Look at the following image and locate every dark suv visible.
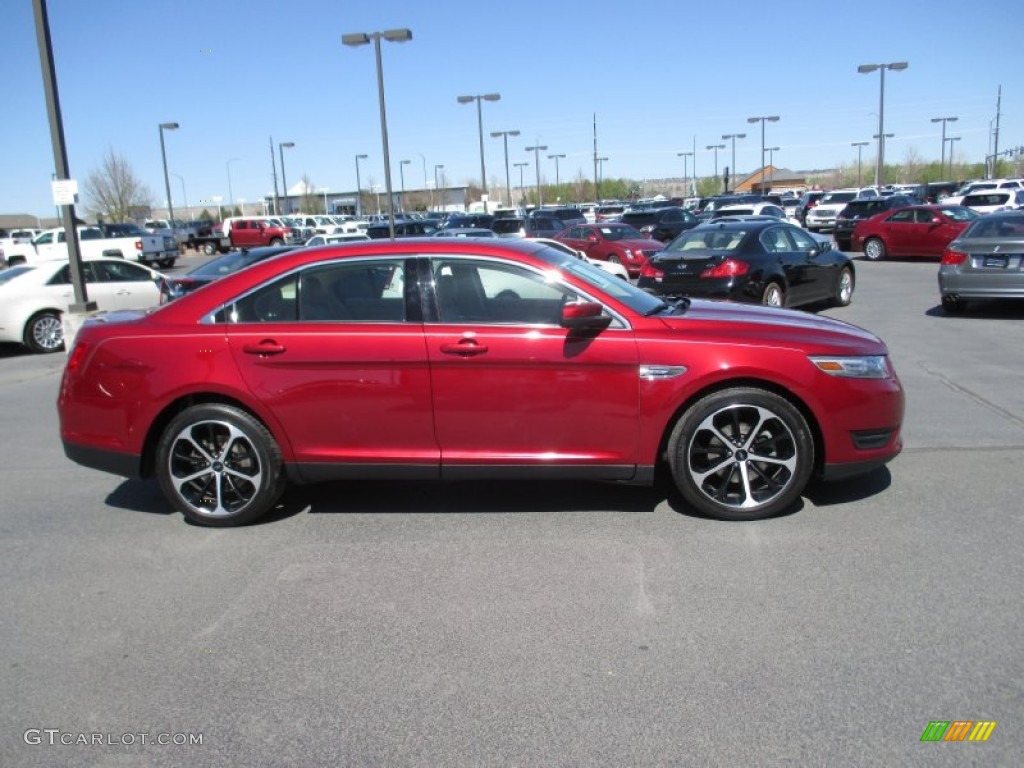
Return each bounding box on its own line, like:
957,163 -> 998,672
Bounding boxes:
834,195 -> 917,250
618,207 -> 700,243
795,191 -> 828,227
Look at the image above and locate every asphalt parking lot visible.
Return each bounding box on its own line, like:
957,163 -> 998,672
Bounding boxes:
1,254 -> 1021,767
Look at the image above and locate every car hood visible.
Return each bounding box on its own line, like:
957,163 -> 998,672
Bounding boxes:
618,238 -> 665,250
657,300 -> 886,355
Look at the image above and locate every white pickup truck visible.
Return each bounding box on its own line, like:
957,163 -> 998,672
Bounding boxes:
4,224 -> 180,268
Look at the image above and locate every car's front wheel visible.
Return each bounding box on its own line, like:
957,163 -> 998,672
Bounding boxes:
203,242 -> 218,256
156,404 -> 286,527
668,388 -> 814,521
833,267 -> 854,306
863,237 -> 887,261
24,310 -> 64,353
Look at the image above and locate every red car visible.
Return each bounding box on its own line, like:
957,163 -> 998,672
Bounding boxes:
555,223 -> 664,277
58,239 -> 904,527
852,205 -> 979,260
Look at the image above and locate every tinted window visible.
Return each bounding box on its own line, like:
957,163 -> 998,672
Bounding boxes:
432,259 -> 578,325
887,210 -> 915,223
94,261 -> 153,282
492,219 -> 526,235
299,261 -> 406,322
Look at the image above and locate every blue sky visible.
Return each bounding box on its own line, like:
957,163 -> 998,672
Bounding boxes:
3,0 -> 1020,218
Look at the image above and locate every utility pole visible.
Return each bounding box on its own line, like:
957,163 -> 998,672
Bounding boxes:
991,85 -> 1002,179
593,113 -> 599,202
269,136 -> 280,215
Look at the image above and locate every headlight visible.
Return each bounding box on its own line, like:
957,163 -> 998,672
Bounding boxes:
809,355 -> 889,379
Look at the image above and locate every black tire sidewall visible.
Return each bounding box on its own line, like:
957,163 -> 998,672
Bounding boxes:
667,388 -> 814,521
762,282 -> 784,307
155,403 -> 285,527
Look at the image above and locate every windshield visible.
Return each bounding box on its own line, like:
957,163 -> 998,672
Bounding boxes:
596,225 -> 644,241
532,243 -> 666,315
661,227 -> 748,254
821,192 -> 857,204
189,250 -> 269,277
0,266 -> 34,285
938,207 -> 979,222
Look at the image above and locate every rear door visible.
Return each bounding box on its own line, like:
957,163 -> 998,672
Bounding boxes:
90,260 -> 162,310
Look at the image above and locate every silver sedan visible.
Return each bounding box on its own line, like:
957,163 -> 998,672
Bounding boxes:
938,211 -> 1024,313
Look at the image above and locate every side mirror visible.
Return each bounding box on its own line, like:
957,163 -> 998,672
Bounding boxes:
560,301 -> 612,331
585,234 -> 599,242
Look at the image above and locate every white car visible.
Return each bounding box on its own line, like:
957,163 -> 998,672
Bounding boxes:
304,233 -> 371,246
531,237 -> 631,280
804,187 -> 880,232
0,257 -> 163,353
711,202 -> 787,219
959,189 -> 1024,214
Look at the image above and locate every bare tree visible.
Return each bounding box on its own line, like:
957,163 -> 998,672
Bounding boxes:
82,148 -> 153,222
902,146 -> 924,184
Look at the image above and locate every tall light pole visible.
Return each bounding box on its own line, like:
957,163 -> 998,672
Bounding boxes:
707,143 -> 725,192
158,122 -> 178,224
457,92 -> 500,212
354,153 -> 368,217
226,157 -> 239,214
342,27 -> 413,240
596,156 -> 608,200
931,116 -> 958,179
946,136 -> 961,180
765,147 -> 779,194
858,61 -> 909,188
851,141 -> 869,186
677,151 -> 693,197
722,133 -> 746,191
269,136 -> 280,215
170,172 -> 189,220
548,153 -> 566,200
434,164 -> 444,212
525,144 -> 548,206
399,159 -> 410,212
747,115 -> 780,194
277,141 -> 294,213
318,187 -> 329,215
491,129 -> 520,208
513,162 -> 528,205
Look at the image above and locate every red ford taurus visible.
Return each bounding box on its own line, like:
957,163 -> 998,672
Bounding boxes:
59,238 -> 903,526
852,205 -> 979,260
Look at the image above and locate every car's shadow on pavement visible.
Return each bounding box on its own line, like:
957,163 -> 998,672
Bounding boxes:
805,466 -> 892,506
925,300 -> 1024,319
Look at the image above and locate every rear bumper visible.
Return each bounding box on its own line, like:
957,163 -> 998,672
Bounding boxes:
63,441 -> 143,479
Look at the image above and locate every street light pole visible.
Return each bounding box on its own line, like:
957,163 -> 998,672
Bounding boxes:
171,172 -> 189,220
457,93 -> 500,212
278,141 -> 294,213
858,61 -> 909,188
851,141 -> 869,186
706,144 -> 725,192
354,153 -> 367,217
721,133 -> 746,191
548,153 -> 566,200
931,116 -> 958,179
226,157 -> 239,214
491,130 -> 520,209
513,162 -> 528,206
342,27 -> 413,240
945,136 -> 961,179
677,151 -> 693,197
747,116 -> 779,194
596,156 -> 608,201
158,122 -> 178,225
525,144 -> 548,206
434,164 -> 444,212
399,159 -> 410,212
765,147 -> 779,193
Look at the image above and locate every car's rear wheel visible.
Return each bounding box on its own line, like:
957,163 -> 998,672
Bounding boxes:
667,388 -> 814,521
156,404 -> 286,527
833,267 -> 854,306
269,238 -> 284,246
24,310 -> 64,354
941,294 -> 967,314
203,242 -> 218,256
863,237 -> 887,261
761,282 -> 785,307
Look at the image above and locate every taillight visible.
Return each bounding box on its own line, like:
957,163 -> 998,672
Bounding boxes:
941,249 -> 968,265
701,258 -> 749,278
135,239 -> 143,251
639,261 -> 664,280
65,340 -> 90,374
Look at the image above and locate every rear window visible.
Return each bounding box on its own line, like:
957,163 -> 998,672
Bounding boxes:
662,228 -> 749,254
962,214 -> 1024,238
963,193 -> 1011,206
492,219 -> 526,235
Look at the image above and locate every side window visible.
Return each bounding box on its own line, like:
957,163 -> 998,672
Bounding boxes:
36,232 -> 54,245
299,261 -> 406,322
788,227 -> 818,251
664,209 -> 681,222
432,259 -> 580,325
888,210 -> 914,223
760,227 -> 791,253
229,274 -> 299,323
94,261 -> 153,282
913,209 -> 934,224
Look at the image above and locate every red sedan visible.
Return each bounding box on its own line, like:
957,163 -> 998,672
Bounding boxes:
852,205 -> 979,260
58,238 -> 903,526
555,223 -> 664,277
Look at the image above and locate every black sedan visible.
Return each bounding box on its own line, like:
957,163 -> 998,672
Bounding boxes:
637,218 -> 854,309
161,245 -> 297,301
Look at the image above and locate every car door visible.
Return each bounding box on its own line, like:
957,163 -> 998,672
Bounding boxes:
776,226 -> 832,305
879,209 -> 917,255
90,260 -> 162,310
423,256 -> 641,476
48,262 -> 124,309
33,231 -> 60,259
224,257 -> 439,474
558,226 -> 588,252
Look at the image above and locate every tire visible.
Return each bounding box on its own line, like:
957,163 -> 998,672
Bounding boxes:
863,237 -> 886,261
761,282 -> 785,307
833,267 -> 854,307
202,242 -> 218,256
24,311 -> 64,354
607,254 -> 621,265
269,238 -> 284,246
155,404 -> 286,527
941,295 -> 967,314
667,388 -> 814,521
160,258 -> 176,270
